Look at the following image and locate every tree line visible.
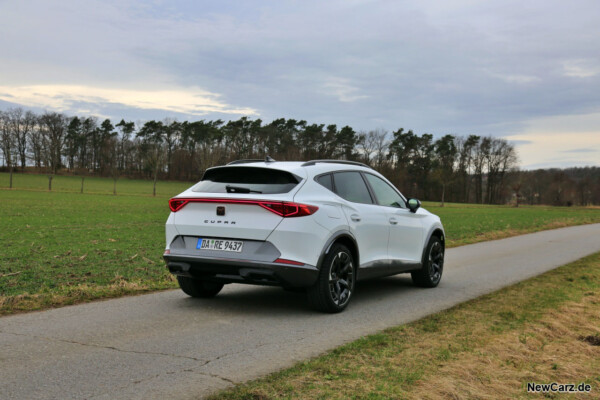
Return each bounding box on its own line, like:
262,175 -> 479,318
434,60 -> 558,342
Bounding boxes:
1,107 -> 598,205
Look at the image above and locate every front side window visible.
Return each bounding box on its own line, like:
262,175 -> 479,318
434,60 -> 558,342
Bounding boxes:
332,172 -> 373,204
363,173 -> 406,208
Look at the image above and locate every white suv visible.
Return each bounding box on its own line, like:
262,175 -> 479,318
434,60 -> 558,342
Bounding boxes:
164,159 -> 445,312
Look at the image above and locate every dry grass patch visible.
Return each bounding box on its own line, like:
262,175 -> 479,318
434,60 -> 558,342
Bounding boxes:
410,295 -> 600,399
209,253 -> 600,400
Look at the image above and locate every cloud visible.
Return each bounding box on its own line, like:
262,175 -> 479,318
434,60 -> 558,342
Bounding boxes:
1,0 -> 600,167
561,148 -> 598,153
509,140 -> 533,145
489,72 -> 541,84
563,59 -> 600,78
0,85 -> 256,117
322,78 -> 369,103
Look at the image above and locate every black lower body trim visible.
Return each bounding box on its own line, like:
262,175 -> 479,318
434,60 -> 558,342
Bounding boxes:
357,259 -> 422,281
164,254 -> 318,288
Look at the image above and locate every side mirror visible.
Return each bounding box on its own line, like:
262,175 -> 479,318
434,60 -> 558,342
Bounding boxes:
407,198 -> 421,213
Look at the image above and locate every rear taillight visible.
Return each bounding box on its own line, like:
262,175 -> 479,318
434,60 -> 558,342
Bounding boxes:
168,198 -> 318,217
258,202 -> 318,217
169,198 -> 189,212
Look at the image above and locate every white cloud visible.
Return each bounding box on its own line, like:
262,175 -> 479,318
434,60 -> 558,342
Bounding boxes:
0,84 -> 256,117
491,73 -> 541,84
322,78 -> 369,103
563,59 -> 600,78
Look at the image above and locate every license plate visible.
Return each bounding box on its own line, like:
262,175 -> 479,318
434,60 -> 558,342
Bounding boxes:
196,238 -> 243,253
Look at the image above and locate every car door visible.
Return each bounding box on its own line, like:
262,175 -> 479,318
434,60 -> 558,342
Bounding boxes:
362,173 -> 424,265
332,171 -> 390,271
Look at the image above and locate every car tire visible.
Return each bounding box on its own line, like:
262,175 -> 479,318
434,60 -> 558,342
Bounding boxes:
177,276 -> 224,298
307,243 -> 355,313
411,236 -> 444,288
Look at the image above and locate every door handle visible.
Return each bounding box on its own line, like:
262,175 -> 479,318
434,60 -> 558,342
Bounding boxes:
350,214 -> 361,222
389,217 -> 398,225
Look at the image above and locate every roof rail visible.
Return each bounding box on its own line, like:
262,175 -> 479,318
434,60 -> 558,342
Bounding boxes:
227,156 -> 276,165
301,159 -> 372,169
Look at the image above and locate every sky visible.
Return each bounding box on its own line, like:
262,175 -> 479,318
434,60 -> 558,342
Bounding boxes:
0,0 -> 599,169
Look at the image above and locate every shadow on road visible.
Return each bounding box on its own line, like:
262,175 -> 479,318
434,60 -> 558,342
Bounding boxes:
172,274 -> 420,316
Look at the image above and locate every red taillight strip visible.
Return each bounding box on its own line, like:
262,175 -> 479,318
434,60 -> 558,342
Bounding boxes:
168,198 -> 318,217
274,258 -> 305,266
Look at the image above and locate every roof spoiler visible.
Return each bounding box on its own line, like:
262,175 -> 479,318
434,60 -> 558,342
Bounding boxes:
301,160 -> 371,169
227,156 -> 276,165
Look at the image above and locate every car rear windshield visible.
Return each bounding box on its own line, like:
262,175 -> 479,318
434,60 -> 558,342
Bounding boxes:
192,166 -> 301,194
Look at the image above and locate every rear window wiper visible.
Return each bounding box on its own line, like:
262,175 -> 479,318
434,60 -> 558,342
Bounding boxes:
226,185 -> 262,194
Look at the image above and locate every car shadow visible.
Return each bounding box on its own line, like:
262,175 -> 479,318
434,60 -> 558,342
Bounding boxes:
174,274 -> 419,316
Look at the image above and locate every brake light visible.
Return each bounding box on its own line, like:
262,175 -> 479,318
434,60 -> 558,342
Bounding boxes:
169,198 -> 189,212
259,202 -> 318,217
168,198 -> 318,217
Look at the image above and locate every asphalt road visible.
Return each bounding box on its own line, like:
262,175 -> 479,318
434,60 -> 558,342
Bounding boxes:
2,223 -> 600,400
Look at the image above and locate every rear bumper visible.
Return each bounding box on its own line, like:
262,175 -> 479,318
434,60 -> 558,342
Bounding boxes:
163,254 -> 318,288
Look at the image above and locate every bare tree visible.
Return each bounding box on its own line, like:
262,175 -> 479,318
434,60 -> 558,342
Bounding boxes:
39,112 -> 67,174
455,135 -> 479,203
372,129 -> 389,169
357,130 -> 377,166
29,117 -> 44,168
6,108 -> 36,171
485,138 -> 518,204
0,111 -> 16,187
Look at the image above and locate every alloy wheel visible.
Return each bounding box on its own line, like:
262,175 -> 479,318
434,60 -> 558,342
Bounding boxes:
328,251 -> 354,307
428,241 -> 444,284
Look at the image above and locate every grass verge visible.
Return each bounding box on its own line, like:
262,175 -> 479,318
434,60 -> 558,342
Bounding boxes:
208,252 -> 600,399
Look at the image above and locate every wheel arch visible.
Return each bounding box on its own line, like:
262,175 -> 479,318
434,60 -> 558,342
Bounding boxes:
421,226 -> 445,264
317,230 -> 360,272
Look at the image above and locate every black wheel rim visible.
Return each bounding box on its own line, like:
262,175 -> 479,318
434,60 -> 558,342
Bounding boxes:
328,251 -> 354,307
428,242 -> 444,284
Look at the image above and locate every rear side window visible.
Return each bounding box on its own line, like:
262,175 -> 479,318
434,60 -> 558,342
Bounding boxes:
192,167 -> 300,194
333,172 -> 373,204
316,174 -> 333,191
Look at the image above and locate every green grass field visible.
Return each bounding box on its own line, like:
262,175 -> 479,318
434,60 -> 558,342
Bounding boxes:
421,201 -> 600,246
1,172 -> 599,315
